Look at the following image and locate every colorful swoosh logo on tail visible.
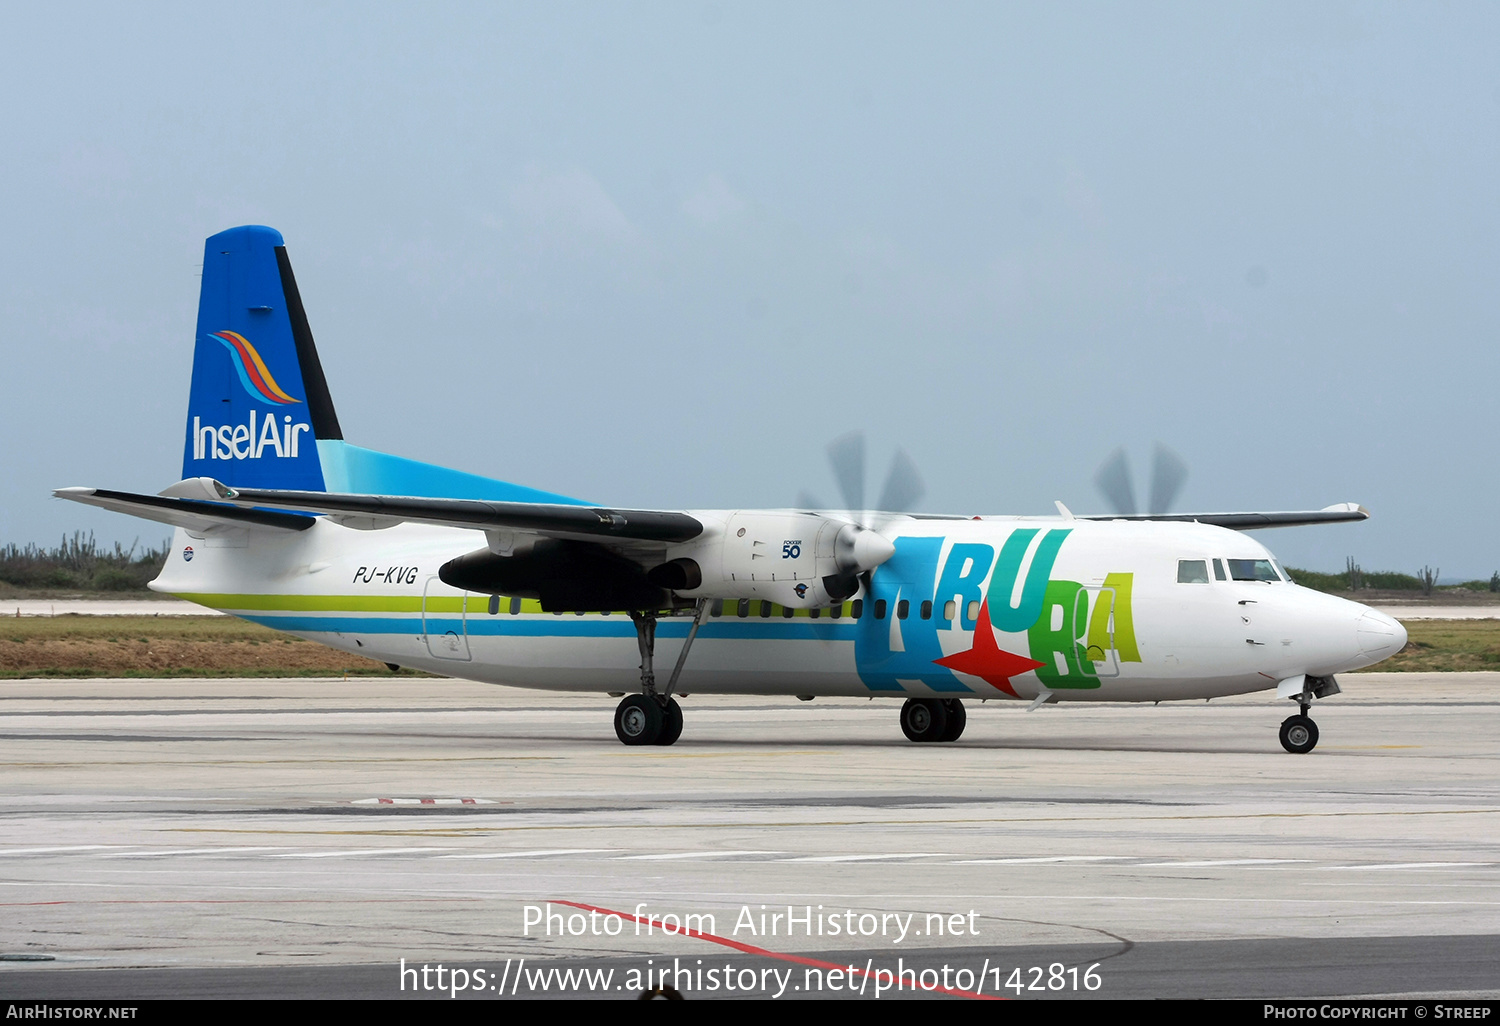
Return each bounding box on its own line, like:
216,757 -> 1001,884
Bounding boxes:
210,330 -> 301,405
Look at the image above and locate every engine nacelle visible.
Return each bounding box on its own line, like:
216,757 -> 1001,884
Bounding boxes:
657,511 -> 890,609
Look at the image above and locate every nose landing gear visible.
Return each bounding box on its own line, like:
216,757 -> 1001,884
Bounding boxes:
1275,674 -> 1338,753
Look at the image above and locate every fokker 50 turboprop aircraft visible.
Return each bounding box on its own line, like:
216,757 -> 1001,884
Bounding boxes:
59,226 -> 1408,753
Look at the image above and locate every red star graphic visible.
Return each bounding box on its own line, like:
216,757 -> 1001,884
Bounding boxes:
933,600 -> 1045,698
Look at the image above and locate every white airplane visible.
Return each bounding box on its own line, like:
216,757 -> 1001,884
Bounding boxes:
58,226 -> 1407,753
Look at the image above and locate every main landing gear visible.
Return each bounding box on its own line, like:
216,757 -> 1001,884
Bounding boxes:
614,603 -> 707,747
899,698 -> 967,743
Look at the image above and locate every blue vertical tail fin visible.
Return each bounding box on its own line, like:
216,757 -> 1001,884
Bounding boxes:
182,225 -> 338,491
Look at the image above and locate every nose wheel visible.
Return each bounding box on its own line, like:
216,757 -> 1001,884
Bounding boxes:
1278,713 -> 1319,754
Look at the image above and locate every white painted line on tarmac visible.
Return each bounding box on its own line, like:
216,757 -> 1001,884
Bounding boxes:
437,849 -> 622,860
96,847 -> 294,858
950,855 -> 1134,865
269,848 -> 453,858
616,851 -> 782,861
781,853 -> 951,862
0,846 -> 129,856
1315,862 -> 1494,871
1133,859 -> 1310,867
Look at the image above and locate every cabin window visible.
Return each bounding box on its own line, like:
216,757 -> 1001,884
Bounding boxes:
920,600 -> 932,620
851,599 -> 864,619
830,604 -> 841,619
944,600 -> 956,621
737,599 -> 750,618
1213,559 -> 1226,581
783,604 -> 794,619
1177,559 -> 1210,584
711,599 -> 724,617
1227,558 -> 1280,583
488,594 -> 500,615
968,600 -> 980,621
809,607 -> 820,619
897,599 -> 910,620
510,596 -> 522,615
759,601 -> 772,618
874,599 -> 888,619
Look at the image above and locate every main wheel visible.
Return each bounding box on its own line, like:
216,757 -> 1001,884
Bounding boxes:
1278,714 -> 1319,754
939,699 -> 967,742
900,698 -> 949,743
655,698 -> 683,746
615,694 -> 663,746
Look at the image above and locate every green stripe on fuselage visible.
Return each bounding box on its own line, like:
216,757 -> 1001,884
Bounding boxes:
174,593 -> 855,619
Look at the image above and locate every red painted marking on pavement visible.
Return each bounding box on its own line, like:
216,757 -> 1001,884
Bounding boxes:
420,798 -> 435,805
378,798 -> 393,804
1,898 -> 477,906
550,899 -> 998,1000
462,798 -> 476,805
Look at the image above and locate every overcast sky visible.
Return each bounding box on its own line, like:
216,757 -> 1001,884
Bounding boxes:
2,3 -> 1496,577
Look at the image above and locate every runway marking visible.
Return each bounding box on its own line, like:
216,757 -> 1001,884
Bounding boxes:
1315,862 -> 1495,871
1132,859 -> 1310,867
353,798 -> 497,806
950,856 -> 1134,865
0,846 -> 127,856
437,849 -> 621,860
781,853 -> 952,862
616,851 -> 783,861
96,847 -> 293,858
268,847 -> 454,858
158,807 -> 1500,837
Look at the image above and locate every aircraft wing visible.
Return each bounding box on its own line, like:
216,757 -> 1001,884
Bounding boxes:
194,480 -> 704,546
54,487 -> 315,534
1077,503 -> 1369,530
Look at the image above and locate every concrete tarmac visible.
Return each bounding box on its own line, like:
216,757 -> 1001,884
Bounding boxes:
0,674 -> 1496,1000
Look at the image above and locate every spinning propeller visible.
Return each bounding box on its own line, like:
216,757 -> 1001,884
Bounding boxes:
799,431 -> 924,600
1094,443 -> 1189,516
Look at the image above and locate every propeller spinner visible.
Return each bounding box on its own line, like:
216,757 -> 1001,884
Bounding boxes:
803,431 -> 923,599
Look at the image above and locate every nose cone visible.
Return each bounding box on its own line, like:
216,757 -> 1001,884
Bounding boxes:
1355,608 -> 1407,661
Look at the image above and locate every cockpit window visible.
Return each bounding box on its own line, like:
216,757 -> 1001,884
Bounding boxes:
1227,558 -> 1280,582
1177,559 -> 1210,583
1212,558 -> 1227,581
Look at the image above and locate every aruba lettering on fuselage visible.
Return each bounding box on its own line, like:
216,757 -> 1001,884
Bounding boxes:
190,330 -> 312,461
854,528 -> 1141,694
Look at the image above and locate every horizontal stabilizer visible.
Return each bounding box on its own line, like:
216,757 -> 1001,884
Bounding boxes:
1079,503 -> 1369,530
54,486 -> 315,534
207,482 -> 704,544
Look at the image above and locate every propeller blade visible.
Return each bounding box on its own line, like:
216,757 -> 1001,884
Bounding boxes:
1094,448 -> 1138,516
1149,444 -> 1188,515
826,431 -> 866,514
876,448 -> 924,515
